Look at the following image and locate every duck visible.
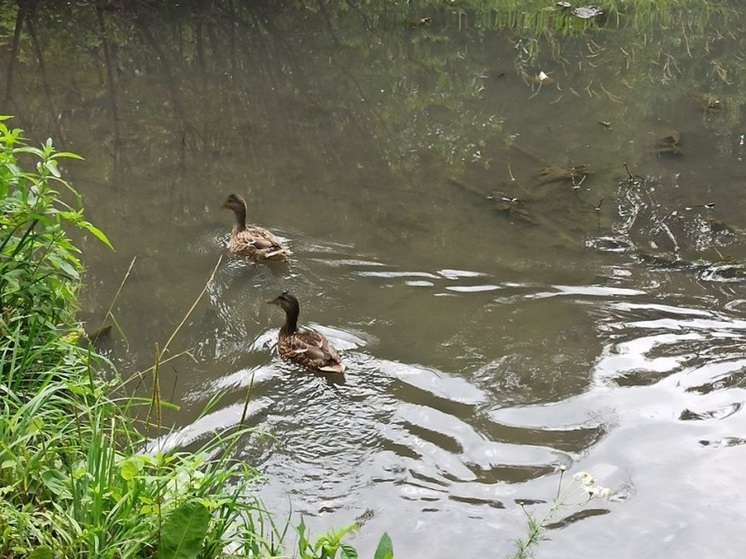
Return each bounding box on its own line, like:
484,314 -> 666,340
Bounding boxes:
267,291 -> 346,374
222,193 -> 290,261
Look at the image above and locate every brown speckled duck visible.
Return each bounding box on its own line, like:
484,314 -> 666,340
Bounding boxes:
222,193 -> 290,261
267,291 -> 346,374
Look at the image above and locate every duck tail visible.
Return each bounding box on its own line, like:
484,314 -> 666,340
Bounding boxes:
319,363 -> 346,374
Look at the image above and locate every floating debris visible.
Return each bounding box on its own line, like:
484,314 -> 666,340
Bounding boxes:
572,5 -> 604,19
689,91 -> 722,110
521,71 -> 556,87
405,16 -> 432,27
650,127 -> 682,156
537,164 -> 592,184
488,190 -> 535,222
684,203 -> 715,211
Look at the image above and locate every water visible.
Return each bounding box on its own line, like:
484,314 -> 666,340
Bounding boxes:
3,3 -> 746,557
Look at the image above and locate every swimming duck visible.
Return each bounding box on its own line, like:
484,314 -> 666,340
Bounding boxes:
267,291 -> 346,374
222,193 -> 290,260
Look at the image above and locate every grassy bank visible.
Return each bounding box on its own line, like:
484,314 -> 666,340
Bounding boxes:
0,118 -> 392,558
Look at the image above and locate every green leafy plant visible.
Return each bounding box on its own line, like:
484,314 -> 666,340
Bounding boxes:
297,518 -> 359,559
296,520 -> 394,559
158,500 -> 212,559
295,517 -> 394,559
0,116 -> 110,361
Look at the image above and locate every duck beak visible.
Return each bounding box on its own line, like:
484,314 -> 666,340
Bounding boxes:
266,298 -> 278,305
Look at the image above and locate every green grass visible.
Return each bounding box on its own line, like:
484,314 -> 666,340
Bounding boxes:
0,116 -> 392,558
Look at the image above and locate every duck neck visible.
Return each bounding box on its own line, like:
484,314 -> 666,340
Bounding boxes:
233,203 -> 247,232
281,303 -> 299,335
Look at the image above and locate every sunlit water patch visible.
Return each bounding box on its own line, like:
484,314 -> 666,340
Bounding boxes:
594,300 -> 746,389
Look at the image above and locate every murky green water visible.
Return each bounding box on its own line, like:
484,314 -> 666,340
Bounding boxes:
3,2 -> 746,557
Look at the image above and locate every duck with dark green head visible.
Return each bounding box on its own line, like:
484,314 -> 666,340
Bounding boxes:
267,291 -> 346,374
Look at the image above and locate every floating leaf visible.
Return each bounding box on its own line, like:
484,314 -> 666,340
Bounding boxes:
572,5 -> 603,19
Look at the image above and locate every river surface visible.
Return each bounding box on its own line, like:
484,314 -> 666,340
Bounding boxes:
2,2 -> 746,557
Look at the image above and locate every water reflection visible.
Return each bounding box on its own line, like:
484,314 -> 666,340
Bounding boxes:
117,217 -> 746,558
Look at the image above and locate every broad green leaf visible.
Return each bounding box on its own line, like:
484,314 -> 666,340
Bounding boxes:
49,255 -> 81,280
158,500 -> 210,559
41,469 -> 70,498
340,543 -> 359,559
27,416 -> 44,435
82,220 -> 114,250
13,146 -> 44,158
45,160 -> 61,178
59,209 -> 84,221
373,533 -> 394,559
335,524 -> 358,539
314,536 -> 330,553
71,461 -> 87,479
28,546 -> 54,559
120,456 -> 144,481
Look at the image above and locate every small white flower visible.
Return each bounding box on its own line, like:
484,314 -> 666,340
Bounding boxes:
573,471 -> 595,486
586,484 -> 613,500
596,486 -> 613,500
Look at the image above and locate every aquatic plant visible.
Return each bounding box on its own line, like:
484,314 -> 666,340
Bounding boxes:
296,519 -> 394,559
509,467 -> 614,559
